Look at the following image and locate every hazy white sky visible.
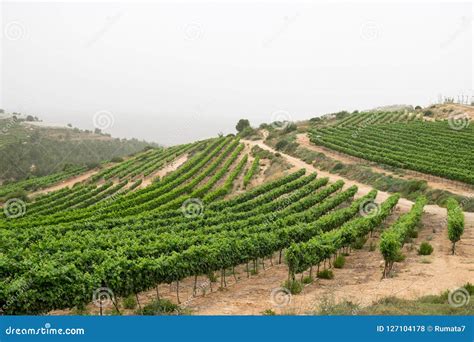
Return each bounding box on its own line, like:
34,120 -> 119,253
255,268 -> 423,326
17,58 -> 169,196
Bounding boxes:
1,1 -> 472,145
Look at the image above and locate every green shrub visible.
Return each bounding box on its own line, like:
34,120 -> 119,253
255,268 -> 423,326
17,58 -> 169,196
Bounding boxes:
317,269 -> 334,279
110,156 -> 124,163
394,252 -> 406,262
283,280 -> 303,294
351,236 -> 367,249
275,139 -> 289,151
302,276 -> 313,284
333,255 -> 346,268
464,282 -> 474,295
262,309 -> 276,315
207,271 -> 218,282
138,299 -> 178,315
418,242 -> 433,255
122,295 -> 137,309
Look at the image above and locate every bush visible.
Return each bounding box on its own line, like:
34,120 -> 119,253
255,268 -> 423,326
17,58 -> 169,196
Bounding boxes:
351,236 -> 367,249
122,295 -> 137,309
302,276 -> 313,284
331,163 -> 344,172
110,156 -> 124,163
138,299 -> 179,315
86,162 -> 100,169
317,269 -> 334,279
275,139 -> 289,151
464,282 -> 474,295
394,252 -> 406,262
283,280 -> 303,294
262,309 -> 276,315
333,255 -> 346,268
418,242 -> 433,255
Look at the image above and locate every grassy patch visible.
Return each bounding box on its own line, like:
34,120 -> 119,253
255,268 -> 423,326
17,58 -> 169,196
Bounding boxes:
317,269 -> 334,279
314,284 -> 474,315
333,255 -> 346,269
283,280 -> 303,294
418,242 -> 434,255
136,299 -> 180,315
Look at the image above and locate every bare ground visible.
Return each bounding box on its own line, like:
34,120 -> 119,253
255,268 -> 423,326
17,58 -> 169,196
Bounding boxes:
139,154 -> 189,189
29,169 -> 100,198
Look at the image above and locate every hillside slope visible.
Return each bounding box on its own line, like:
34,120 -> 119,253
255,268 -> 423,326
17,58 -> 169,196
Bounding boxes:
0,114 -> 157,183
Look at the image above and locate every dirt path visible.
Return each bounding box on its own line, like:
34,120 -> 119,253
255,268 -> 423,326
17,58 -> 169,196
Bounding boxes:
29,169 -> 100,197
296,133 -> 474,197
139,154 -> 189,188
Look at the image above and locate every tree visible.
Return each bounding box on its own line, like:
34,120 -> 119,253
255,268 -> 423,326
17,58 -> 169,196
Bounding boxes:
26,115 -> 35,122
235,119 -> 250,133
447,198 -> 464,254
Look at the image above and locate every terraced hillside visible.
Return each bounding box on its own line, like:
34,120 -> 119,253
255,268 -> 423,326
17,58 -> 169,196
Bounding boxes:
310,120 -> 474,184
0,133 -> 406,315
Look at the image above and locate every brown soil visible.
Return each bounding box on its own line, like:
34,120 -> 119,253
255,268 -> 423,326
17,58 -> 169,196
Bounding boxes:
139,154 -> 189,189
296,133 -> 474,197
29,169 -> 100,197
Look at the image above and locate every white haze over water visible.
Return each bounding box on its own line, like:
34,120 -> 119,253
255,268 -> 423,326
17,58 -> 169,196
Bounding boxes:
1,1 -> 472,145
